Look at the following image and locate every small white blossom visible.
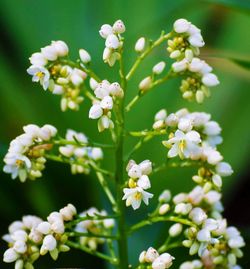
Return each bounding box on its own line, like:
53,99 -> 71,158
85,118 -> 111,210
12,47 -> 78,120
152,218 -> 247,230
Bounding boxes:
79,49 -> 91,64
27,66 -> 50,90
153,61 -> 166,75
135,37 -> 146,52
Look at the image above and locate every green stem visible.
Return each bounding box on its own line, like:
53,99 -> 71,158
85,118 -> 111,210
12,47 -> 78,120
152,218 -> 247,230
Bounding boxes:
128,216 -> 196,234
125,70 -> 175,112
126,32 -> 173,81
95,171 -> 117,210
67,231 -> 118,239
54,138 -> 114,149
114,51 -> 129,269
60,59 -> 101,82
129,129 -> 167,137
158,241 -> 182,253
66,240 -> 118,265
67,214 -> 118,227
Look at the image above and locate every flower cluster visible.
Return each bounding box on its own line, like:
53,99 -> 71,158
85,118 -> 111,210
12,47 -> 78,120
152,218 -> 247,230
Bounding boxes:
139,247 -> 174,269
27,40 -> 87,111
169,19 -> 219,102
3,124 -> 57,182
3,204 -> 76,269
99,20 -> 125,66
75,207 -> 115,250
59,129 -> 103,174
89,79 -> 124,132
152,108 -> 232,189
155,186 -> 245,268
123,160 -> 153,210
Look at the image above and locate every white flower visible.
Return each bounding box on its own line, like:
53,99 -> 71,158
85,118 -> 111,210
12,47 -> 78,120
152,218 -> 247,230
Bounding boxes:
40,234 -> 57,254
197,228 -> 211,242
122,187 -> 153,210
202,73 -> 219,87
202,145 -> 223,165
139,160 -> 152,175
145,247 -> 159,263
203,121 -> 221,136
174,203 -> 192,215
100,96 -> 113,110
98,115 -> 114,132
99,24 -> 113,38
51,40 -> 69,57
70,68 -> 87,86
173,19 -> 191,33
152,253 -> 174,269
79,49 -> 91,64
165,130 -> 201,159
188,33 -> 204,47
36,221 -> 51,234
137,175 -> 151,189
135,37 -> 146,52
27,66 -> 50,90
155,109 -> 167,121
105,34 -> 120,49
178,118 -> 193,132
13,240 -> 27,254
172,59 -> 188,72
3,248 -> 19,263
113,20 -> 126,34
216,162 -> 233,177
189,207 -> 207,225
128,164 -> 142,178
89,104 -> 103,119
153,61 -> 166,75
59,203 -> 76,221
29,52 -> 47,66
41,45 -> 58,61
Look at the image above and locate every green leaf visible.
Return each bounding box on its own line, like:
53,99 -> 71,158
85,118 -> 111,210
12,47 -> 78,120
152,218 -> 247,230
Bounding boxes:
230,58 -> 250,70
204,0 -> 250,12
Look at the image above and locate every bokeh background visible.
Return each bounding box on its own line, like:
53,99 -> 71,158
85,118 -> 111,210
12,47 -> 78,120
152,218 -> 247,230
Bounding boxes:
0,0 -> 250,268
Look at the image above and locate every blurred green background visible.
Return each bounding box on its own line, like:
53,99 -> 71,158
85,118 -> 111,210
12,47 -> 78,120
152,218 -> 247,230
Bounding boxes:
0,0 -> 250,268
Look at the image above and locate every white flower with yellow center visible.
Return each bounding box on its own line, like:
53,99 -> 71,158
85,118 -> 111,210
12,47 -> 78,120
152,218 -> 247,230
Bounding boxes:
27,66 -> 50,90
164,130 -> 201,159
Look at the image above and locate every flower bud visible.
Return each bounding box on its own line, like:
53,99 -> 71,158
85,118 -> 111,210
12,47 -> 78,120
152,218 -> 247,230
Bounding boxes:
52,40 -> 69,57
139,250 -> 147,263
173,18 -> 191,33
202,73 -> 219,87
79,49 -> 91,64
3,248 -> 19,263
153,61 -> 166,75
159,204 -> 170,215
113,20 -> 126,34
139,76 -> 152,91
41,235 -> 57,254
13,240 -> 27,254
41,45 -> 58,61
216,162 -> 233,177
196,90 -> 204,103
145,247 -> 159,263
139,160 -> 152,175
137,175 -> 151,190
99,24 -> 113,38
158,190 -> 171,203
36,221 -> 51,234
135,37 -> 146,52
29,52 -> 47,66
100,96 -> 113,110
105,34 -> 120,49
89,104 -> 103,119
169,223 -> 183,237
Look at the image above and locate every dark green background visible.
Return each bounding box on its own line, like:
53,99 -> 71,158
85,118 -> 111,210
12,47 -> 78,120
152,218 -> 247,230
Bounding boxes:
0,0 -> 249,268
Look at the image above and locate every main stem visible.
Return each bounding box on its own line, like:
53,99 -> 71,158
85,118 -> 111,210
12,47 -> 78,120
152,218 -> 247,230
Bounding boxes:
115,55 -> 129,269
